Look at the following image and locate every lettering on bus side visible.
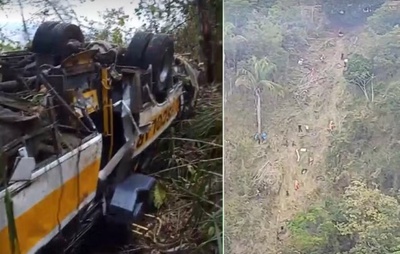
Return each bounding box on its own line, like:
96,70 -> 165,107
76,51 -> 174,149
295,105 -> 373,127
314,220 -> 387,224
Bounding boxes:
135,99 -> 180,149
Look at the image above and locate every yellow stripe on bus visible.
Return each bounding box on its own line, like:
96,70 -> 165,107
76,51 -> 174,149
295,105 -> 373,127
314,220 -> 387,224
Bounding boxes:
136,98 -> 180,149
0,159 -> 100,254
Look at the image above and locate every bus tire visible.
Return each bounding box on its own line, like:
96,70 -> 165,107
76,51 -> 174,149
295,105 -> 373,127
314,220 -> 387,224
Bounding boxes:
144,34 -> 174,98
124,31 -> 154,68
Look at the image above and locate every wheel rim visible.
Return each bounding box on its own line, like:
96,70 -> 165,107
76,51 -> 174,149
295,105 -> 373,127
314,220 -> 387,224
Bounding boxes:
159,51 -> 173,83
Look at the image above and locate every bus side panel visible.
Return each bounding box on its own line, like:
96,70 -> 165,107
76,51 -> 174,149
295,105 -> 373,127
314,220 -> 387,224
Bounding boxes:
0,135 -> 102,254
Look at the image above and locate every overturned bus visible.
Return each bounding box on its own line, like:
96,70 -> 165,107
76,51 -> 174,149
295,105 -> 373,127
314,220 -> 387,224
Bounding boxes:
0,21 -> 199,254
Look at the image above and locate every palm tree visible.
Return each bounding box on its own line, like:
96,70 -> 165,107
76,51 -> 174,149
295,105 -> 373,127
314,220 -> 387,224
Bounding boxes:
234,56 -> 284,95
234,56 -> 285,142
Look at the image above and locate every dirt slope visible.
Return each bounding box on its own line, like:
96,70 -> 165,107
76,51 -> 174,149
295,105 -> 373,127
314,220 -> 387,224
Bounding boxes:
225,31 -> 358,253
267,33 -> 353,246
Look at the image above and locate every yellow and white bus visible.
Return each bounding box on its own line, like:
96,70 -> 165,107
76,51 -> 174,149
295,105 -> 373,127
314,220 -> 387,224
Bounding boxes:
0,21 -> 198,254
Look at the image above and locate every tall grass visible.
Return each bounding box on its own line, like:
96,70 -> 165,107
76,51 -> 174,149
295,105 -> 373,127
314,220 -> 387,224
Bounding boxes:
126,83 -> 222,253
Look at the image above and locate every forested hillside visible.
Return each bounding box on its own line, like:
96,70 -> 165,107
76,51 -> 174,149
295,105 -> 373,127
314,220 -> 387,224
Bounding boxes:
224,0 -> 400,253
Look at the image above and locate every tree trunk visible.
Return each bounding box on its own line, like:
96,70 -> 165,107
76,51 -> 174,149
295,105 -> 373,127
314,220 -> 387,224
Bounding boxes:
255,88 -> 262,134
196,0 -> 222,88
196,0 -> 213,84
371,80 -> 374,102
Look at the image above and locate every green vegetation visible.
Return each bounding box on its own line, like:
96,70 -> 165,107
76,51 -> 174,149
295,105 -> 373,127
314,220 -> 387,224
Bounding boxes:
136,2 -> 223,251
288,206 -> 338,253
225,0 -> 400,253
368,3 -> 400,35
146,85 -> 222,253
235,56 -> 284,96
289,182 -> 400,253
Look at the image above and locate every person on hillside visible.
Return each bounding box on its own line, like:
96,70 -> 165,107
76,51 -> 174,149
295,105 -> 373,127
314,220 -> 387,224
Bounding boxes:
328,120 -> 335,132
294,180 -> 300,191
341,53 -> 344,60
343,58 -> 348,68
260,132 -> 267,143
253,132 -> 267,144
320,54 -> 326,63
254,133 -> 260,143
298,58 -> 304,66
363,7 -> 371,13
